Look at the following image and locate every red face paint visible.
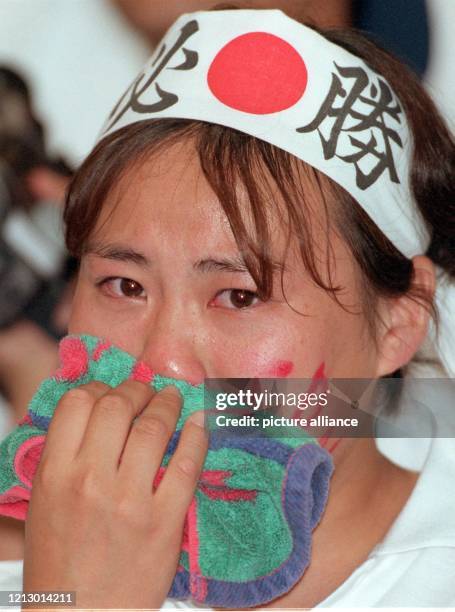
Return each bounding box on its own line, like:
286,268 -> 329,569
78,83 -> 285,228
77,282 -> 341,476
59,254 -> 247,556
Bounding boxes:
267,360 -> 294,377
307,363 -> 342,453
287,362 -> 342,454
285,360 -> 327,418
308,362 -> 327,392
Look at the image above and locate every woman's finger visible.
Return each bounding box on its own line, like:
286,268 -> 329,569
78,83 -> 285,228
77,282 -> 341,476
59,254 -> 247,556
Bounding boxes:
39,381 -> 110,464
76,380 -> 155,473
117,385 -> 183,494
154,410 -> 208,530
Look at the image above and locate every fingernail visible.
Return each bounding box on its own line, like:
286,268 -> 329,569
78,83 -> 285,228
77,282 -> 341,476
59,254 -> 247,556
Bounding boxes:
188,410 -> 206,428
160,385 -> 182,399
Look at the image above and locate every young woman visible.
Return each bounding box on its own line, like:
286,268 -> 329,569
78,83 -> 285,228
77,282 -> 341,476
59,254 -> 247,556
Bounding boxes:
0,7 -> 454,610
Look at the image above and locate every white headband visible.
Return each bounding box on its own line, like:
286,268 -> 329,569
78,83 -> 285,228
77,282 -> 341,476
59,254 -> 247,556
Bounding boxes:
100,9 -> 454,378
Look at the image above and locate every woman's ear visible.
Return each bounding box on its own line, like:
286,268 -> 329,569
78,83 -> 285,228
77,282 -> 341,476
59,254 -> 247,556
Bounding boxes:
375,255 -> 436,377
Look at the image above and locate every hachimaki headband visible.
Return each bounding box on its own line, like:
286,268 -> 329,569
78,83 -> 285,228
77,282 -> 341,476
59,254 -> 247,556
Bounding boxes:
100,9 -> 454,377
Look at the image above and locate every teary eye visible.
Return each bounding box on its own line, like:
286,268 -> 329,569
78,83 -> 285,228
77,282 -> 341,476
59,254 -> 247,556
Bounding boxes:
98,277 -> 146,299
212,289 -> 260,309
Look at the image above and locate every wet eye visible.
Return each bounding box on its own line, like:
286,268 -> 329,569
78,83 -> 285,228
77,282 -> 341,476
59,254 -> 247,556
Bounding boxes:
214,289 -> 260,309
100,277 -> 146,299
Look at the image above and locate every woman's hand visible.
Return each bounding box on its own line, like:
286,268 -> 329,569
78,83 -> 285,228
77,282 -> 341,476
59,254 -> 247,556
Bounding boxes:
22,380 -> 208,610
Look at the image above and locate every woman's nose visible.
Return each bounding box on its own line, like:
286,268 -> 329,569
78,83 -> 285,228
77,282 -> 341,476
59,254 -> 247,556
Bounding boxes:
138,313 -> 206,386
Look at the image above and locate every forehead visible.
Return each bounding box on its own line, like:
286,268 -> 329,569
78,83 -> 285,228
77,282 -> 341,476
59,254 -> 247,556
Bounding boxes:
90,139 -> 294,260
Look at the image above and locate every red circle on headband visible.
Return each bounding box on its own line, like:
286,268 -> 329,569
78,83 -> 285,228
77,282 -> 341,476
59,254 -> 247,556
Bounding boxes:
207,32 -> 308,114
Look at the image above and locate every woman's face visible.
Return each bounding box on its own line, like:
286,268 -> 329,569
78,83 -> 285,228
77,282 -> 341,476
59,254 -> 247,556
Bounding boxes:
69,141 -> 381,385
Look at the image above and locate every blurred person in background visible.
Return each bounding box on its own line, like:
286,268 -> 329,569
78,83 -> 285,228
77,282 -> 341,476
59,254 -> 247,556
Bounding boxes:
112,0 -> 430,76
113,0 -> 351,43
0,65 -> 76,563
0,67 -> 74,421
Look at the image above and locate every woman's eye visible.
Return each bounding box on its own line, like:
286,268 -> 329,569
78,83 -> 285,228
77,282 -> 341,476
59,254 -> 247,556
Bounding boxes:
213,289 -> 261,309
99,277 -> 146,299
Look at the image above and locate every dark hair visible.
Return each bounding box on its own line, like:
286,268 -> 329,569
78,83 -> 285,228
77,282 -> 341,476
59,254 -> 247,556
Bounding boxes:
64,25 -> 455,378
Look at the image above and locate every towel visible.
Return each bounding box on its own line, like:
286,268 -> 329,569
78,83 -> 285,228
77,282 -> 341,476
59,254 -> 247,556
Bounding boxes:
0,334 -> 333,608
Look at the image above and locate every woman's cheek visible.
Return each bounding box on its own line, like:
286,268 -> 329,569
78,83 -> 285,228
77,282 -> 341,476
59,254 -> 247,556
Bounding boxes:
71,316 -> 146,358
68,289 -> 142,355
208,327 -> 324,379
68,292 -> 95,336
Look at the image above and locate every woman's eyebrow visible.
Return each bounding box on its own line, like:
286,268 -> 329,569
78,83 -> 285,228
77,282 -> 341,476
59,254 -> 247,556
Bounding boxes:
194,256 -> 250,274
194,256 -> 285,275
85,242 -> 284,274
84,241 -> 150,266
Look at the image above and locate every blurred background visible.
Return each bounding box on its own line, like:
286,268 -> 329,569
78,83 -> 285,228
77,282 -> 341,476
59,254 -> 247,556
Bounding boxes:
0,0 -> 454,437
